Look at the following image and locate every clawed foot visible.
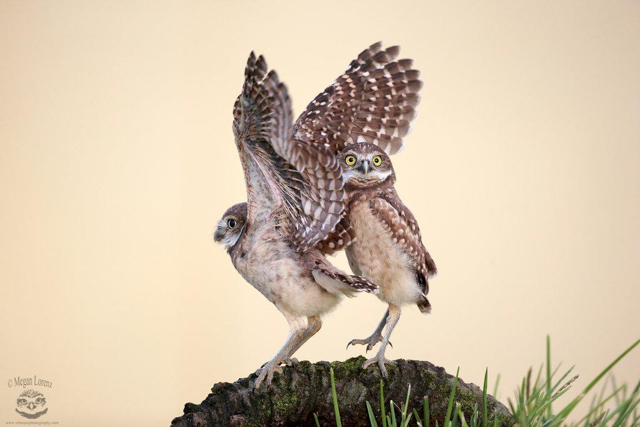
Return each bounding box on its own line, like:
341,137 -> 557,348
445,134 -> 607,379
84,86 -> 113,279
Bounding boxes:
282,357 -> 298,367
346,334 -> 391,352
254,362 -> 284,389
362,354 -> 396,379
254,358 -> 298,389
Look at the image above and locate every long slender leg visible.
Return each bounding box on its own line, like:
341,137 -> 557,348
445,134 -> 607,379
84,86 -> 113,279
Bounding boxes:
254,316 -> 307,389
282,316 -> 322,365
362,304 -> 401,378
346,309 -> 389,351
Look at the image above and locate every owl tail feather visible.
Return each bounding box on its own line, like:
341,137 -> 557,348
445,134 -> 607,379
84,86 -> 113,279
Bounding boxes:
417,293 -> 432,314
311,261 -> 378,297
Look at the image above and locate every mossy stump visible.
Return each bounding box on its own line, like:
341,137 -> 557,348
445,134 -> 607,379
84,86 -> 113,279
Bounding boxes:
171,357 -> 514,427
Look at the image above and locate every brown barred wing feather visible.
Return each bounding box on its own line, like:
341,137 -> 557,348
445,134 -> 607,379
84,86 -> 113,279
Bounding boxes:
311,256 -> 378,296
279,140 -> 346,251
315,215 -> 356,255
233,52 -> 346,252
293,42 -> 423,156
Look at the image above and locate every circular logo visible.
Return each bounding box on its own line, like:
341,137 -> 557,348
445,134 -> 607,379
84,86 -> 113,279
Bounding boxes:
15,389 -> 48,419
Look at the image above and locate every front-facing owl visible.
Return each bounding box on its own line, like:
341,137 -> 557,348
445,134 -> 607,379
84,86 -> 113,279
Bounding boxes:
341,142 -> 437,377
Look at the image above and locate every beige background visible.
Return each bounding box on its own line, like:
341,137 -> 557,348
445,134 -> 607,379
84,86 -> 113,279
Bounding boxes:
1,1 -> 639,425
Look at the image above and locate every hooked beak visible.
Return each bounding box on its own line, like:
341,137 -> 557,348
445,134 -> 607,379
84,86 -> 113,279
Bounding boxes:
213,228 -> 224,242
358,160 -> 370,175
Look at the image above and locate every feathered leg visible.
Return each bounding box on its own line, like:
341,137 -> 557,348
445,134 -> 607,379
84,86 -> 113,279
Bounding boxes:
346,308 -> 390,351
362,304 -> 400,379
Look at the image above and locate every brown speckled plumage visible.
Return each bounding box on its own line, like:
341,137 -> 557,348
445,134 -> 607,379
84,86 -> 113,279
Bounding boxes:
233,53 -> 346,253
215,49 -> 391,388
294,42 -> 422,156
339,144 -> 436,312
339,141 -> 436,377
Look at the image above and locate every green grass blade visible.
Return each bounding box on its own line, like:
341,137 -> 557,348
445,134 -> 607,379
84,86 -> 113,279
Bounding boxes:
451,402 -> 460,427
367,401 -> 379,427
582,339 -> 639,397
554,338 -> 640,422
546,335 -> 552,419
599,394 -> 639,427
413,408 -> 423,427
403,384 -> 412,420
576,384 -> 627,426
381,380 -> 388,427
529,374 -> 579,423
507,398 -> 517,420
391,400 -> 398,427
483,368 -> 489,427
424,396 -> 430,427
402,412 -> 413,427
492,412 -> 499,427
611,381 -> 640,427
611,375 -> 622,407
458,404 -> 469,427
589,374 -> 611,417
549,365 -> 575,395
313,413 -> 321,427
330,367 -> 342,427
471,402 -> 479,427
445,368 -> 460,427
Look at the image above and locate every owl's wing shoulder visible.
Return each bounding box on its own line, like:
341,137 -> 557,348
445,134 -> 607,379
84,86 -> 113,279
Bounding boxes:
234,53 -> 345,252
368,190 -> 437,292
293,42 -> 422,156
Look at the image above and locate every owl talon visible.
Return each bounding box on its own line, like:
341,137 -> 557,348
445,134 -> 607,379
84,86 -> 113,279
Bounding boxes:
362,354 -> 396,379
347,338 -> 369,349
347,333 -> 384,351
254,362 -> 284,389
283,357 -> 299,367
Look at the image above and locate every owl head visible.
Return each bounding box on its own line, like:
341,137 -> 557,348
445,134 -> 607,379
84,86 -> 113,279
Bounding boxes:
15,389 -> 48,419
339,143 -> 396,190
214,202 -> 247,251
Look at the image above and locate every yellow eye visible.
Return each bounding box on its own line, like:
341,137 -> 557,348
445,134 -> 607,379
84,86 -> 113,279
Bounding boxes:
227,218 -> 237,228
345,155 -> 357,166
372,155 -> 382,166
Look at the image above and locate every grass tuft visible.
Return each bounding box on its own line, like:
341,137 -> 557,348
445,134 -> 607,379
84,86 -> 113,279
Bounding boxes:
316,337 -> 639,426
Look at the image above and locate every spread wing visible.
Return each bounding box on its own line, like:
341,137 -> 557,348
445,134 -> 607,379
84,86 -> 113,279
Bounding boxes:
369,189 -> 437,299
293,42 -> 423,156
233,53 -> 345,252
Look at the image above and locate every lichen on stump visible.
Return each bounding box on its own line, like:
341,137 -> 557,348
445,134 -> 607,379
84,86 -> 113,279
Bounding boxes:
171,357 -> 514,427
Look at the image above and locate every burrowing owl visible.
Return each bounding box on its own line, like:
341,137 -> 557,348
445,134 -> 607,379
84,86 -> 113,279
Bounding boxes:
213,52 -> 377,388
341,143 -> 436,377
292,42 -> 436,377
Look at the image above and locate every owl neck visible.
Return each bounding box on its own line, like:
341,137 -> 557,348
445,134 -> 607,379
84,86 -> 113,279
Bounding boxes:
228,226 -> 246,259
345,172 -> 396,192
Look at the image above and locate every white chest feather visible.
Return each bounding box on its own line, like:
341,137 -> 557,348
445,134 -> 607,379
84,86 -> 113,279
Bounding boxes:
346,202 -> 421,305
